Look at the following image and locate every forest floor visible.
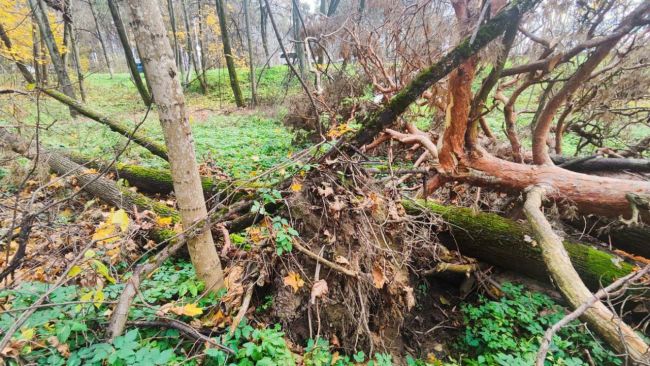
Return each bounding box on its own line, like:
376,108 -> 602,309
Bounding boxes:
0,68 -> 629,365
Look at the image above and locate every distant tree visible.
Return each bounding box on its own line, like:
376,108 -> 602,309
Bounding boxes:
215,0 -> 244,107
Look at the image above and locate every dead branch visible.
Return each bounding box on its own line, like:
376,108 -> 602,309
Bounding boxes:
523,185 -> 649,362
129,319 -> 234,354
536,265 -> 650,366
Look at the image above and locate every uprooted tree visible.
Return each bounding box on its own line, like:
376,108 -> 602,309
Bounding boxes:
1,0 -> 650,363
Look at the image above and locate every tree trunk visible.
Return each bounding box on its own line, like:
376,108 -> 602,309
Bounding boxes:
28,0 -> 77,115
197,0 -> 209,86
88,0 -> 114,78
523,186 -> 649,363
292,0 -> 306,79
214,0 -> 245,107
258,0 -> 269,59
65,2 -> 87,101
39,88 -> 168,160
167,0 -> 182,79
243,0 -> 257,106
460,154 -> 650,220
125,0 -> 224,293
181,0 -> 208,94
107,0 -> 151,106
402,200 -> 636,290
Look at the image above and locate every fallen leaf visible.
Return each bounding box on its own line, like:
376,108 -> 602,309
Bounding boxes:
317,185 -> 334,198
171,303 -> 203,317
334,256 -> 349,265
283,272 -> 305,293
156,216 -> 173,227
290,181 -> 303,192
372,264 -> 386,289
310,279 -> 328,304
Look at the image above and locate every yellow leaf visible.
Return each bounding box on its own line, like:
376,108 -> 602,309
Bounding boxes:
156,216 -> 173,227
84,249 -> 96,259
83,168 -> 98,174
93,288 -> 105,308
21,328 -> 35,340
68,265 -> 82,278
283,272 -> 304,293
290,181 -> 302,192
80,291 -> 93,302
25,83 -> 35,91
171,303 -> 203,317
110,209 -> 129,232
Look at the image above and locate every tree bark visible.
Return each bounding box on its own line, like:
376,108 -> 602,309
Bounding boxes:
523,186 -> 649,363
243,0 -> 257,106
28,0 -> 77,115
215,0 -> 245,107
125,0 -> 224,292
88,0 -> 114,78
107,0 -> 152,106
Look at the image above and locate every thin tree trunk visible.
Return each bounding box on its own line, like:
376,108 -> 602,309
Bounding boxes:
182,0 -> 207,94
167,0 -> 183,81
65,1 -> 86,101
107,0 -> 151,106
31,22 -> 41,84
292,0 -> 306,79
28,0 -> 77,115
125,0 -> 224,294
258,0 -> 269,59
197,0 -> 209,84
215,0 -> 245,107
88,0 -> 114,78
243,0 -> 257,106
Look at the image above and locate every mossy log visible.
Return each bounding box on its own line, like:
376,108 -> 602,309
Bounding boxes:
403,200 -> 635,290
40,88 -> 168,161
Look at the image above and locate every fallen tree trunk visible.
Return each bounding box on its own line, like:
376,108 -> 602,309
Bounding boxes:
65,153 -> 231,196
568,217 -> 650,260
0,127 -> 177,241
402,199 -> 636,290
523,185 -> 648,363
552,156 -> 650,173
39,88 -> 169,161
462,154 -> 650,220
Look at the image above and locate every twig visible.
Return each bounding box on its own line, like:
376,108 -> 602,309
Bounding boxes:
128,319 -> 234,354
293,240 -> 357,277
229,284 -> 254,336
535,264 -> 650,365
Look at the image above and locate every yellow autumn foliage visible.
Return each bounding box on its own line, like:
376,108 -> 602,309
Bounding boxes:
0,0 -> 66,64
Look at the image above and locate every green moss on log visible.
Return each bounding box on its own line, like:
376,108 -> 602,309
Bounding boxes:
403,200 -> 634,289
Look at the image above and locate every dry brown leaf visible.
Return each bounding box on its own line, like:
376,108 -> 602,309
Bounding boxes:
334,256 -> 350,265
283,272 -> 305,293
372,264 -> 386,289
310,279 -> 329,303
404,286 -> 416,310
317,185 -> 334,198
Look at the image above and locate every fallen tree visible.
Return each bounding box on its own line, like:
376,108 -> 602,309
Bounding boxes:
402,199 -> 636,290
40,88 -> 169,161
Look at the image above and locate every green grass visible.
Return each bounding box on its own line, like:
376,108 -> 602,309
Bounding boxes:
1,66 -> 302,181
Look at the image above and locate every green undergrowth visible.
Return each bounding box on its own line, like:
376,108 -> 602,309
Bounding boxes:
0,256 -> 623,366
453,283 -> 620,366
